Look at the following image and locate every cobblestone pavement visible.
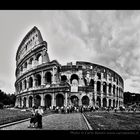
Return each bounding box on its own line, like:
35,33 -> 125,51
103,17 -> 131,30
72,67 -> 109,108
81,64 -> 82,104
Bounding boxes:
0,113 -> 88,130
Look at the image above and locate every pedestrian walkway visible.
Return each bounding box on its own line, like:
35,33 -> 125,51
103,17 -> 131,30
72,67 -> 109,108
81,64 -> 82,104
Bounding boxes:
0,113 -> 89,130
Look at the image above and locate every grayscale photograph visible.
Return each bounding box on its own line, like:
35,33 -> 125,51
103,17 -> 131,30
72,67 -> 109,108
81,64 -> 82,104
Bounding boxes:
0,10 -> 140,135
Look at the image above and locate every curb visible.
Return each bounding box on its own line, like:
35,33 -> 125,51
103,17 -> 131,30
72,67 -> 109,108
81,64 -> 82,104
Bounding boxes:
0,113 -> 51,129
0,118 -> 31,129
82,113 -> 93,130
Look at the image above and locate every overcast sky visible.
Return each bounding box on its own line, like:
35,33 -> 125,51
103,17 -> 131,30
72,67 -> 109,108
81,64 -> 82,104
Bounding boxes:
0,10 -> 140,94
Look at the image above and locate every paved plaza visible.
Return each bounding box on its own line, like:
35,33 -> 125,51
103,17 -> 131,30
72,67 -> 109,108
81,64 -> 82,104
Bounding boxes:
0,113 -> 89,130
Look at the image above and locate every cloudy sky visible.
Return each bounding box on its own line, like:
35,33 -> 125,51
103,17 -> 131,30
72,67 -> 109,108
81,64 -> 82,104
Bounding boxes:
0,10 -> 140,94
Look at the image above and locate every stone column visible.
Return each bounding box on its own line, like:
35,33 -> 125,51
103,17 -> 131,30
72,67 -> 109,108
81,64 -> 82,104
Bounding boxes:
101,94 -> 103,107
52,93 -> 55,107
106,98 -> 109,107
26,96 -> 29,108
111,84 -> 113,96
52,67 -> 57,84
40,94 -> 44,106
41,71 -> 45,85
111,99 -> 113,107
33,75 -> 36,88
65,92 -> 68,107
27,78 -> 29,89
89,92 -> 93,106
94,81 -> 97,94
32,96 -> 35,107
32,56 -> 36,67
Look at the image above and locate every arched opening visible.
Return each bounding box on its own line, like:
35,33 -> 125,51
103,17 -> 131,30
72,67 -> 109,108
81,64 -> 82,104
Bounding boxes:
113,85 -> 115,96
24,62 -> 27,70
116,87 -> 118,97
29,77 -> 33,88
36,74 -> 41,87
70,74 -> 79,84
23,97 -> 26,108
61,75 -> 67,82
103,82 -> 107,95
45,72 -> 52,84
113,99 -> 115,108
97,72 -> 101,80
116,100 -> 118,107
56,94 -> 64,107
29,96 -> 33,108
103,98 -> 107,107
109,83 -> 112,94
96,96 -> 101,107
45,94 -> 52,108
70,95 -> 79,107
89,79 -> 94,88
29,57 -> 33,68
35,95 -> 41,108
82,96 -> 89,106
97,81 -> 101,94
109,99 -> 112,107
21,65 -> 23,72
20,82 -> 22,91
36,53 -> 42,65
24,79 -> 26,90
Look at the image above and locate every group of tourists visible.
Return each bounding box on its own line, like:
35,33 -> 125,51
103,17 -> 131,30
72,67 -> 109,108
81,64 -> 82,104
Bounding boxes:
28,106 -> 44,128
49,105 -> 97,114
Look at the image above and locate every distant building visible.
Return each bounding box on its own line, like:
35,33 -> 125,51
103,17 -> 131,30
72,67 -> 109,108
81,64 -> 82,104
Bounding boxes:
15,26 -> 124,108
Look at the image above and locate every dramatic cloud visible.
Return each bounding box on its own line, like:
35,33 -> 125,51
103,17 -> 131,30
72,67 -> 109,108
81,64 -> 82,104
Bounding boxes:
41,10 -> 140,93
0,10 -> 140,93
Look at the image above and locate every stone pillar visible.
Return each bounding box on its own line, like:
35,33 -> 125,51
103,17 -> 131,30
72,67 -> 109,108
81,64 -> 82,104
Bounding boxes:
27,78 -> 29,89
65,92 -> 68,107
106,98 -> 109,107
32,56 -> 36,67
94,81 -> 97,94
111,84 -> 113,96
111,99 -> 113,107
101,82 -> 103,96
26,96 -> 29,108
52,66 -> 57,84
33,75 -> 36,88
79,93 -> 82,106
101,94 -> 103,107
40,94 -> 44,106
89,92 -> 93,106
32,96 -> 35,107
41,71 -> 45,85
52,93 -> 55,107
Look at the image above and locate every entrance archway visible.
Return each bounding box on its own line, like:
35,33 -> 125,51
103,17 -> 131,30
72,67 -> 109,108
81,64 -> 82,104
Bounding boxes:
82,96 -> 89,106
29,96 -> 33,108
23,97 -> 26,108
96,96 -> 101,107
56,94 -> 64,107
35,95 -> 41,107
45,94 -> 52,108
103,98 -> 107,107
109,99 -> 112,107
70,95 -> 79,106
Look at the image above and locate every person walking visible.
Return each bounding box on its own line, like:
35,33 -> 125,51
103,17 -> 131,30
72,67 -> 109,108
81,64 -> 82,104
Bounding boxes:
28,106 -> 37,128
36,106 -> 44,128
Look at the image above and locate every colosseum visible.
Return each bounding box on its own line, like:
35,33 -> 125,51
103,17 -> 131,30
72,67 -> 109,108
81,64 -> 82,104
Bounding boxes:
15,26 -> 124,109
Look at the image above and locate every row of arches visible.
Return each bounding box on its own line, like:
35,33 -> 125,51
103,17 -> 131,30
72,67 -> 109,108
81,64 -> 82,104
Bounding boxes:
18,72 -> 52,91
17,72 -> 123,98
19,94 -> 122,109
21,94 -> 91,108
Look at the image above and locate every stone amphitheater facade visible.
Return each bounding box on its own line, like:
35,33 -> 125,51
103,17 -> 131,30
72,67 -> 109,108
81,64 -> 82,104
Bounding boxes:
15,26 -> 124,109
